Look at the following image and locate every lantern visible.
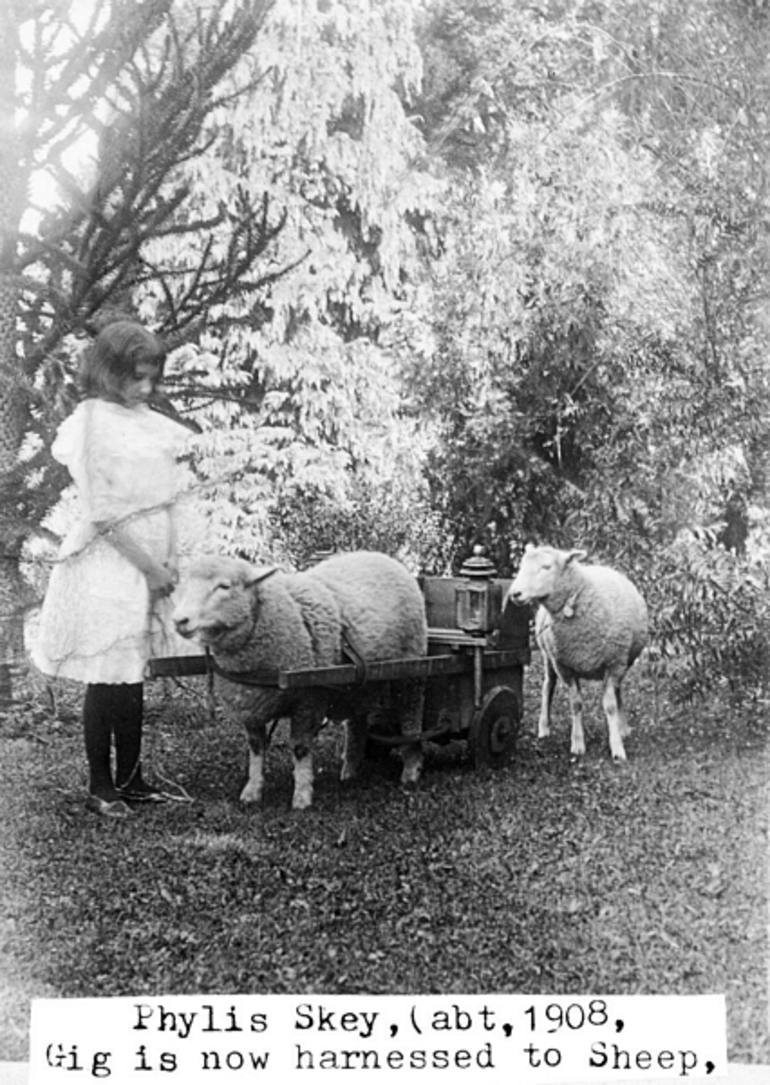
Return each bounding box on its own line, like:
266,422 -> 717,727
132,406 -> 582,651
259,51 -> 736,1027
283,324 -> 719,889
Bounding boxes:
455,546 -> 498,635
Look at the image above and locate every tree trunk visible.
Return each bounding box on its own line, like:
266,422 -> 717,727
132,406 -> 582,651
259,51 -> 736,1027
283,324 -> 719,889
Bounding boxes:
0,9 -> 31,704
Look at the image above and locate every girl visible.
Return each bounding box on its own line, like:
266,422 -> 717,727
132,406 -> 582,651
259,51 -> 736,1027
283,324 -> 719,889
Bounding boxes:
33,321 -> 193,819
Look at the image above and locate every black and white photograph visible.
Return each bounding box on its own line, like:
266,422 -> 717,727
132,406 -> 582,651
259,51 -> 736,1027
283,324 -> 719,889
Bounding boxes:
1,0 -> 769,1081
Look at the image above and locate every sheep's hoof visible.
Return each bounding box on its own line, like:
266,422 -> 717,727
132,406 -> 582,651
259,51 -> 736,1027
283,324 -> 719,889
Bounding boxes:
399,760 -> 422,790
292,793 -> 313,811
399,765 -> 422,791
239,787 -> 262,806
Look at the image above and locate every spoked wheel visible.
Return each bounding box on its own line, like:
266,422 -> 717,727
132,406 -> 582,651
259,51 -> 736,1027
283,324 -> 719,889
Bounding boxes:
470,686 -> 520,769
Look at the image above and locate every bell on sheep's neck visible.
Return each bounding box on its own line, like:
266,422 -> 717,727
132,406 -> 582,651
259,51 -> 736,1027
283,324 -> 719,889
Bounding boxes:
455,545 -> 498,635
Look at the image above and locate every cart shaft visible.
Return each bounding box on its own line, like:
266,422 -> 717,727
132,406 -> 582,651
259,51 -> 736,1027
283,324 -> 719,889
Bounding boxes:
147,647 -> 529,688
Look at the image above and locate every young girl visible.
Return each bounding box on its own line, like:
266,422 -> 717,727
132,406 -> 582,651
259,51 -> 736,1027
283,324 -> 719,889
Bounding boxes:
33,321 -> 193,819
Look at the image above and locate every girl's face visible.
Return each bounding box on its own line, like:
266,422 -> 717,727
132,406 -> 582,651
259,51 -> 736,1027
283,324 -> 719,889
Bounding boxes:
121,362 -> 162,407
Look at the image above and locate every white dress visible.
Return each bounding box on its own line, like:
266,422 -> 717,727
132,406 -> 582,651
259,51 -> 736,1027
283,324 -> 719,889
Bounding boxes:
32,398 -> 192,684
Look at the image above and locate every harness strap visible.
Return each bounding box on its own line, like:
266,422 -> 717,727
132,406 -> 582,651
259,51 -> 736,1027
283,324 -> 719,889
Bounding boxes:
341,627 -> 369,686
204,628 -> 370,689
204,647 -> 280,687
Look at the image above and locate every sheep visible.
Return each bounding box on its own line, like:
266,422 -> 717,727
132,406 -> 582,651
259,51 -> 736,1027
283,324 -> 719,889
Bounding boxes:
172,550 -> 428,809
506,544 -> 648,760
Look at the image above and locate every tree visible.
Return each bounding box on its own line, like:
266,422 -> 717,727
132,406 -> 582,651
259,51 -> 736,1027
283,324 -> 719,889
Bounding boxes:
403,48 -> 679,570
564,0 -> 770,553
1,0 -> 283,702
150,0 -> 443,565
403,0 -> 770,695
0,3 -> 31,701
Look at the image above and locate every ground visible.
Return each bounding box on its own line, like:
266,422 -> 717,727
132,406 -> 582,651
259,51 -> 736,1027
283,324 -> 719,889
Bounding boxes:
0,657 -> 768,1064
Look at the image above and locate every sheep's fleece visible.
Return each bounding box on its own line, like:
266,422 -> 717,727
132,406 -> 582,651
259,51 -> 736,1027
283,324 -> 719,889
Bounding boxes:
507,544 -> 648,760
173,550 -> 428,809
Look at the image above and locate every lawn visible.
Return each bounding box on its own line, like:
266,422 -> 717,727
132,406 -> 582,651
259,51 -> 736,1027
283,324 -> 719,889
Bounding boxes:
0,658 -> 768,1064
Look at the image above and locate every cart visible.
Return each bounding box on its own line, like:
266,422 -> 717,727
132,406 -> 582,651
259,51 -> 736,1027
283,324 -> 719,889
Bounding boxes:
147,552 -> 531,770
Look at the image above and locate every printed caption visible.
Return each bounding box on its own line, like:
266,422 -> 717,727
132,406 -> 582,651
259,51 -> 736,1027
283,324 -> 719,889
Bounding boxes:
30,993 -> 727,1083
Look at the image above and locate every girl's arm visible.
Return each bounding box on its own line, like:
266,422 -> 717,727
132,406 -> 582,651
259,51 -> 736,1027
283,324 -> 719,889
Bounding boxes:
97,523 -> 177,597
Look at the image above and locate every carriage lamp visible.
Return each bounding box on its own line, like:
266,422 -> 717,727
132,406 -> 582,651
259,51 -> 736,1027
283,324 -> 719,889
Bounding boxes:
455,546 -> 498,635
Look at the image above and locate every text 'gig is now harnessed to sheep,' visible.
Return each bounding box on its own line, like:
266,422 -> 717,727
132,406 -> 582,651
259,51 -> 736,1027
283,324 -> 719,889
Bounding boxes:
147,550 -> 531,769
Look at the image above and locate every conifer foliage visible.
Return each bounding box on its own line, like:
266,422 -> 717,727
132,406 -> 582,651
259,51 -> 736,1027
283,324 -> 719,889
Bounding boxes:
0,0 -> 280,700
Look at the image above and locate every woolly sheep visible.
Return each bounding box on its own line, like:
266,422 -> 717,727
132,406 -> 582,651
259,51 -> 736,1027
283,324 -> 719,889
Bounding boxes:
172,550 -> 428,809
506,544 -> 648,760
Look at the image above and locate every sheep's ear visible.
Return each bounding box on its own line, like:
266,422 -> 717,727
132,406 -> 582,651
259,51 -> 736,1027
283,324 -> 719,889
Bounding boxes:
244,566 -> 280,588
565,549 -> 587,566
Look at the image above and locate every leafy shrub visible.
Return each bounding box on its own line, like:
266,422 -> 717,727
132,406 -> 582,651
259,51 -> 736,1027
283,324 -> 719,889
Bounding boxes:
266,476 -> 449,574
646,529 -> 770,703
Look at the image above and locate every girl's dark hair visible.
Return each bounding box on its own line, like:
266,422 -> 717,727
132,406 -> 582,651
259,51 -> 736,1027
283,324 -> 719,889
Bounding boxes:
79,321 -> 165,402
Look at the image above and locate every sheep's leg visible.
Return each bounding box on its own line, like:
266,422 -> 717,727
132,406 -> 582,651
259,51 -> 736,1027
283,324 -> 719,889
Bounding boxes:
616,684 -> 631,739
240,720 -> 267,805
603,677 -> 627,761
341,715 -> 368,782
289,697 -> 324,810
396,679 -> 424,789
568,678 -> 585,756
538,658 -> 558,738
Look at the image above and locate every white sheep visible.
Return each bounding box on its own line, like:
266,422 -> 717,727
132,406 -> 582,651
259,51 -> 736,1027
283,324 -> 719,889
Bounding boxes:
506,544 -> 648,760
172,550 -> 427,809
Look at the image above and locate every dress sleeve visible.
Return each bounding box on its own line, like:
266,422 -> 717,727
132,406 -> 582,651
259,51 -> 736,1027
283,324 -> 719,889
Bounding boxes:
53,400 -> 189,526
146,407 -> 192,456
50,409 -> 82,469
85,453 -> 131,523
81,409 -> 135,523
56,401 -> 135,524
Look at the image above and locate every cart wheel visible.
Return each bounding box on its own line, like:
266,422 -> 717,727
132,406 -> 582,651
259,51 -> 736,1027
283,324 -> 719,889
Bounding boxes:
470,686 -> 519,769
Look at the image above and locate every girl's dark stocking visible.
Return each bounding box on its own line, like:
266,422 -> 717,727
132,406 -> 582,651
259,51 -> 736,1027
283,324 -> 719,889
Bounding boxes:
114,682 -> 145,791
83,682 -> 146,798
83,683 -> 119,800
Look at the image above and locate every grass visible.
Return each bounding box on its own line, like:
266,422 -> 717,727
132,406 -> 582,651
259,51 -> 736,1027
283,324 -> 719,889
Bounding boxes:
0,658 -> 768,1064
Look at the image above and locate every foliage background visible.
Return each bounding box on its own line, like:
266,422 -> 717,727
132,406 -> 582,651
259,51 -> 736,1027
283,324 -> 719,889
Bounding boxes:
6,0 -> 770,702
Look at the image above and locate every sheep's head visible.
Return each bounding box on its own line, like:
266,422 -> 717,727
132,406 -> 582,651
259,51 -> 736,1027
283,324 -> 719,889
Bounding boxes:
173,556 -> 278,652
506,544 -> 587,606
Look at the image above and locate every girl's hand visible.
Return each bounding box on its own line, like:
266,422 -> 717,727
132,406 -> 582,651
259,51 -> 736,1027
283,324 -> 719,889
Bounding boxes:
99,524 -> 179,601
146,562 -> 177,601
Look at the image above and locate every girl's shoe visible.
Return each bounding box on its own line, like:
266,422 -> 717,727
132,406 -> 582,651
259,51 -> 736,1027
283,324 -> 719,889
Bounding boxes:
117,785 -> 168,803
86,794 -> 134,819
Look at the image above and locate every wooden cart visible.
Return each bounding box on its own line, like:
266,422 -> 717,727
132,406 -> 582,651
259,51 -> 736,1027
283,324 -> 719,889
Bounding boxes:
148,566 -> 530,770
